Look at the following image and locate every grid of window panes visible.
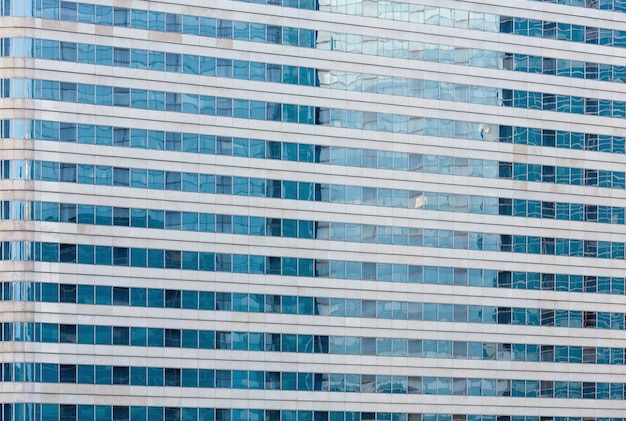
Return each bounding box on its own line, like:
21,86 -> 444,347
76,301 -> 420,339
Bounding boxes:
0,281 -> 624,329
1,361 -> 625,399
3,0 -> 625,418
8,199 -> 626,235
2,266 -> 625,300
4,320 -> 626,364
5,35 -> 626,85
3,215 -> 626,258
6,38 -> 626,118
5,0 -> 626,47
534,0 -> 626,11
3,188 -> 624,225
2,405 -> 625,421
3,80 -> 626,131
5,119 -> 626,156
10,156 -> 626,197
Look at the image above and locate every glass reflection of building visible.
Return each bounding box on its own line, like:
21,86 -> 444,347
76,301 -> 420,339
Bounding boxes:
1,0 -> 626,420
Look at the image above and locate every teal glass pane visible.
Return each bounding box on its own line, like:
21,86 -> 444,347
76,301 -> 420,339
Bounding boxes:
130,248 -> 147,267
182,134 -> 199,152
131,9 -> 147,29
131,367 -> 147,385
77,325 -> 94,344
95,326 -> 111,345
131,288 -> 147,306
183,15 -> 199,35
199,17 -> 216,36
95,285 -> 111,305
147,328 -> 164,347
131,327 -> 147,346
41,404 -> 58,421
77,3 -> 95,23
199,96 -> 215,115
78,365 -> 94,383
199,331 -> 214,349
147,288 -> 164,307
95,246 -> 111,265
182,330 -> 198,348
95,165 -> 112,185
130,169 -> 147,188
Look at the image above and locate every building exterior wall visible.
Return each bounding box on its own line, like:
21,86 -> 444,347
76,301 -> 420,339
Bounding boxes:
1,0 -> 626,419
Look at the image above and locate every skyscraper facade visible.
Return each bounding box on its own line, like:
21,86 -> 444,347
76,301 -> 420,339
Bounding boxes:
2,0 -> 626,419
